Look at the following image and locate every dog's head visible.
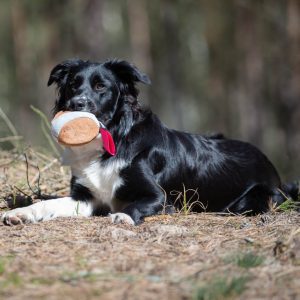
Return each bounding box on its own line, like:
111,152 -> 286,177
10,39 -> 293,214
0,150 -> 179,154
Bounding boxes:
48,59 -> 150,128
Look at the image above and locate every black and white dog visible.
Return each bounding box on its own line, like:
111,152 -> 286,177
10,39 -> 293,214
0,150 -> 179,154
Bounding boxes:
2,59 -> 298,225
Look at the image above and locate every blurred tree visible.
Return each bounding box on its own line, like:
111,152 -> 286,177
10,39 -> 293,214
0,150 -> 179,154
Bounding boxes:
0,0 -> 299,179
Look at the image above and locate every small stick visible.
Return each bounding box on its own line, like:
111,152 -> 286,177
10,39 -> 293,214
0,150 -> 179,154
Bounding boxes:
0,107 -> 19,148
30,158 -> 59,185
0,136 -> 23,142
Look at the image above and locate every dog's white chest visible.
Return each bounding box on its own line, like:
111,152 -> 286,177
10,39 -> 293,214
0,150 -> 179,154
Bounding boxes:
72,159 -> 126,209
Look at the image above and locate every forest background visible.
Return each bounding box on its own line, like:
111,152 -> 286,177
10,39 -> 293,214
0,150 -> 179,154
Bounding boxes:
0,0 -> 299,180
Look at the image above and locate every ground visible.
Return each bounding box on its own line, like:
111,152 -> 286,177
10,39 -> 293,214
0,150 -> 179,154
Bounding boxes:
0,149 -> 300,300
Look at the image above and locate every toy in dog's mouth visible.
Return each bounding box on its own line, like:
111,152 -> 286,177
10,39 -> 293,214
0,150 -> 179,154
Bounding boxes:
51,111 -> 116,156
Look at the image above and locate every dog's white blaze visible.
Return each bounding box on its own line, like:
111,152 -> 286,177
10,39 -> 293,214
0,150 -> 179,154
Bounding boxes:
62,140 -> 127,211
73,159 -> 127,211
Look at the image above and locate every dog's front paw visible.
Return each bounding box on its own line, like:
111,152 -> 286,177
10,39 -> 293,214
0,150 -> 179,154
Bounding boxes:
109,213 -> 135,225
1,208 -> 36,226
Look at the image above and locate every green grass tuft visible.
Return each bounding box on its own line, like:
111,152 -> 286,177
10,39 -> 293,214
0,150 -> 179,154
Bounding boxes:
0,260 -> 5,275
194,276 -> 250,300
274,188 -> 300,212
224,252 -> 264,269
31,277 -> 55,285
0,256 -> 21,288
172,183 -> 207,214
60,271 -> 99,283
236,252 -> 264,269
0,273 -> 22,288
276,199 -> 300,212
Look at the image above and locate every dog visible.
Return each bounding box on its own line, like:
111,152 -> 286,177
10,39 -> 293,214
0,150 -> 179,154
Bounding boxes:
2,59 -> 298,225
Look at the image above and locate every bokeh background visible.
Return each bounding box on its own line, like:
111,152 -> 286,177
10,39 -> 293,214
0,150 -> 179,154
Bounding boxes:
0,0 -> 299,180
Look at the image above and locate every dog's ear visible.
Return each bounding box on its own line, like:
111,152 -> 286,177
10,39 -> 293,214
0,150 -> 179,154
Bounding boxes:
47,59 -> 84,87
104,59 -> 151,85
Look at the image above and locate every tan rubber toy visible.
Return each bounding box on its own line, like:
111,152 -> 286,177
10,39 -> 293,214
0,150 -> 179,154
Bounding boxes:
51,111 -> 116,155
51,111 -> 100,146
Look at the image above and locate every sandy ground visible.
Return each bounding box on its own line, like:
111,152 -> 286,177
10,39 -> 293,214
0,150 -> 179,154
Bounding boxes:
0,149 -> 300,300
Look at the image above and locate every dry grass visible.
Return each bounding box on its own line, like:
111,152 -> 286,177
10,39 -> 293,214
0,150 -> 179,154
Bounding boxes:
0,150 -> 300,300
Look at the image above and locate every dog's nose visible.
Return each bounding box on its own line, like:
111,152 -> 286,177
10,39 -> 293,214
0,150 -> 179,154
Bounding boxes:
69,96 -> 92,111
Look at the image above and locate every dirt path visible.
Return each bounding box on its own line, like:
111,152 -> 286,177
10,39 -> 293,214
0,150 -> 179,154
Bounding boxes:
0,150 -> 300,299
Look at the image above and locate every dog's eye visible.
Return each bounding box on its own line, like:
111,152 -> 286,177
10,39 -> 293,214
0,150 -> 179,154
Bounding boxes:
94,83 -> 106,92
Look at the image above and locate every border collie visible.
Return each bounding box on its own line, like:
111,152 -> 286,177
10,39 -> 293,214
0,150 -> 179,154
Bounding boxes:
2,59 -> 298,225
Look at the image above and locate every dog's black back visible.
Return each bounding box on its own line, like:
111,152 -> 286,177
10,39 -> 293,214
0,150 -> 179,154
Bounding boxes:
48,59 -> 298,224
114,112 -> 281,214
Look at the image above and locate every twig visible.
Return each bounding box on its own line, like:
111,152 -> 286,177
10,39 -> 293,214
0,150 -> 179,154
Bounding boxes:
0,107 -> 19,147
0,160 -> 15,167
24,153 -> 41,197
41,121 -> 60,157
30,105 -> 51,130
13,185 -> 31,197
30,105 -> 60,157
0,136 -> 23,142
156,183 -> 168,214
30,158 -> 59,185
275,267 -> 300,279
60,166 -> 66,176
31,150 -> 56,163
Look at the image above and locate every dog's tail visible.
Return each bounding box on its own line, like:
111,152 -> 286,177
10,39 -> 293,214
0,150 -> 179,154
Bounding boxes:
272,181 -> 299,208
221,181 -> 299,215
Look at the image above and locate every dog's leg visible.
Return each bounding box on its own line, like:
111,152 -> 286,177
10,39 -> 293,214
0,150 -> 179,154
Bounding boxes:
110,193 -> 166,225
110,160 -> 167,225
109,212 -> 136,225
1,197 -> 93,225
110,164 -> 166,225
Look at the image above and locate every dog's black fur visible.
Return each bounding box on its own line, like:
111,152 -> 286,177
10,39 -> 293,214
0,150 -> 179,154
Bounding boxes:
48,58 -> 298,224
